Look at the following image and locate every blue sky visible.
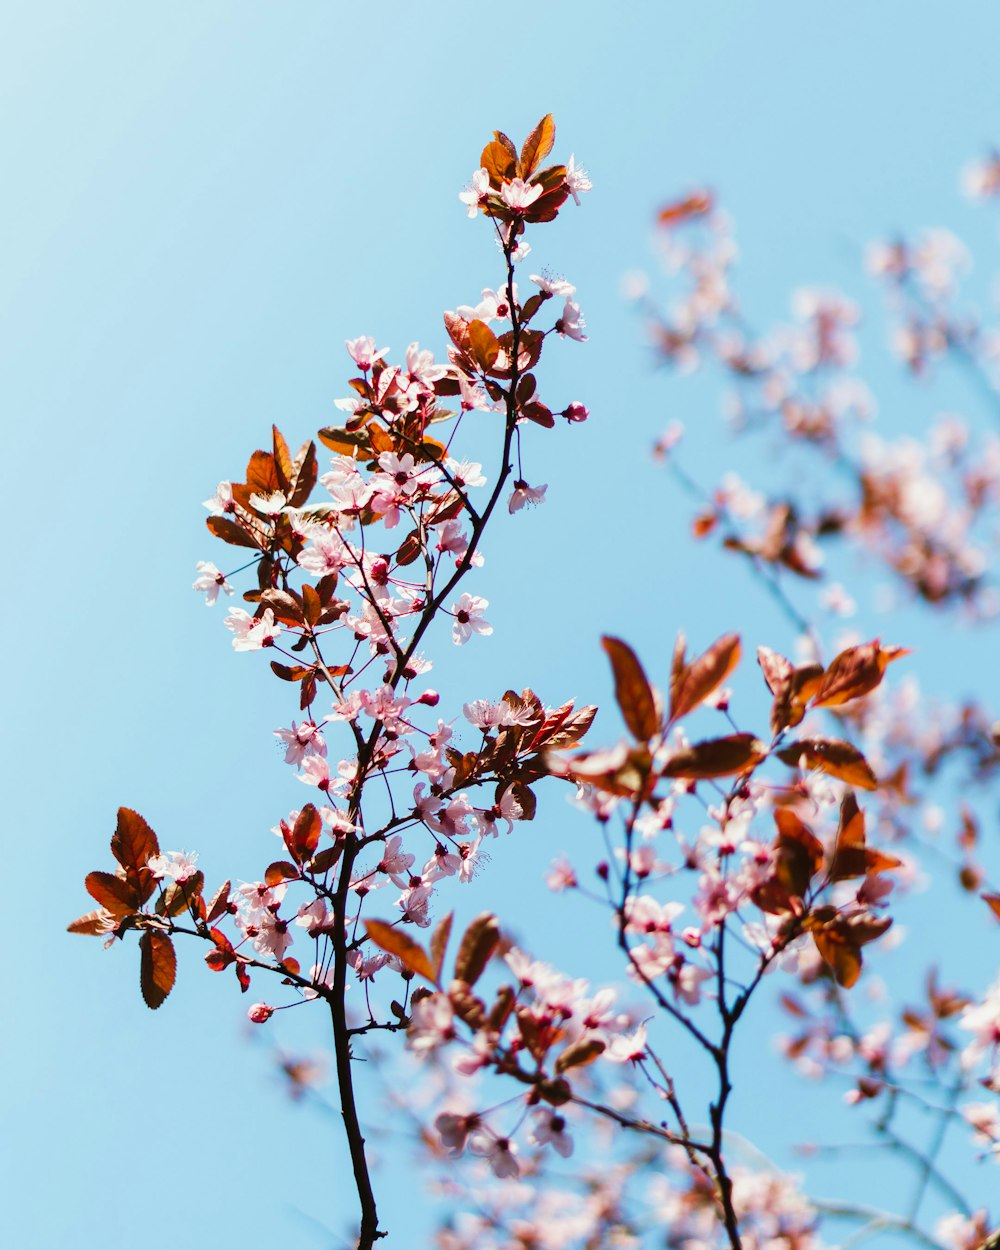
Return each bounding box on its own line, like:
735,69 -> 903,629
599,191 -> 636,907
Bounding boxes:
6,2 -> 1000,1246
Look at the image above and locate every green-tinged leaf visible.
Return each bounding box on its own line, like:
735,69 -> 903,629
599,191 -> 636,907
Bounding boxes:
555,1037 -> 605,1073
777,738 -> 878,791
520,114 -> 556,179
206,515 -> 260,549
661,733 -> 767,781
601,636 -> 659,741
430,912 -> 453,983
365,919 -> 437,985
669,632 -> 741,723
139,931 -> 176,1009
84,870 -> 140,918
454,913 -> 500,987
159,871 -> 205,918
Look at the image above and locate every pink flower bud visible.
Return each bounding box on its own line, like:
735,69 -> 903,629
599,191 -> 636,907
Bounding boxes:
563,402 -> 589,423
248,1003 -> 274,1024
416,689 -> 440,707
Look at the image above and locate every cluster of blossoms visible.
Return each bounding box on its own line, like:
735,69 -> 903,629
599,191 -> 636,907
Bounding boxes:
633,176 -> 1000,619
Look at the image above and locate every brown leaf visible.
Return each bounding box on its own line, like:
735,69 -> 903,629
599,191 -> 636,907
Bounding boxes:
661,733 -> 767,781
205,881 -> 231,924
430,912 -> 453,984
983,893 -> 1000,922
829,793 -> 901,880
519,114 -> 556,179
481,138 -> 516,187
555,1037 -> 605,1074
139,931 -> 176,1009
669,632 -> 741,723
286,804 -> 322,863
259,589 -> 304,625
602,636 -> 659,741
85,870 -> 141,918
454,913 -> 500,987
111,808 -> 160,903
812,641 -> 909,709
272,426 -> 294,490
206,515 -> 260,549
287,439 -> 318,508
265,860 -> 300,887
67,908 -> 116,936
468,319 -> 500,372
245,449 -> 280,495
365,919 -> 437,985
777,738 -> 878,791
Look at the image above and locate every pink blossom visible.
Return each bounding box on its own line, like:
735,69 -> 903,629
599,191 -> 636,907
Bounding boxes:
345,336 -> 388,370
450,593 -> 492,645
508,480 -> 547,513
564,154 -> 592,205
530,272 -> 576,298
247,1003 -> 274,1024
147,850 -> 199,883
225,607 -> 282,652
528,1110 -> 574,1157
555,300 -> 587,341
500,178 -> 542,212
468,1130 -> 520,1178
274,720 -> 327,766
202,481 -> 235,515
458,167 -> 490,218
603,1022 -> 648,1064
192,561 -> 233,606
408,992 -> 456,1055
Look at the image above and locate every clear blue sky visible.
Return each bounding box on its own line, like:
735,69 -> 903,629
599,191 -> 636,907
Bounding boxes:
5,3 -> 1000,1246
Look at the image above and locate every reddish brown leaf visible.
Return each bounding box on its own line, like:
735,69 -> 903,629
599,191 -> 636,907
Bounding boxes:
205,515 -> 260,549
661,734 -> 767,781
286,804 -> 322,863
454,913 -> 500,987
205,881 -> 231,924
205,927 -> 237,971
139,931 -> 176,1009
85,870 -> 140,918
111,808 -> 159,903
812,641 -> 909,709
365,919 -> 437,985
601,636 -> 659,741
519,114 -> 556,179
777,738 -> 878,791
983,893 -> 1000,922
468,319 -> 500,372
67,908 -> 115,936
259,589 -> 304,625
828,793 -> 901,880
245,449 -> 280,495
265,860 -> 299,887
669,632 -> 741,723
272,425 -> 294,490
481,138 -> 517,187
287,439 -> 318,508
555,1037 -> 605,1074
430,912 -> 453,984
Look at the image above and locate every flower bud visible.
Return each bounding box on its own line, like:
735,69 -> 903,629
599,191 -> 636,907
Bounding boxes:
248,1003 -> 274,1024
563,402 -> 589,423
